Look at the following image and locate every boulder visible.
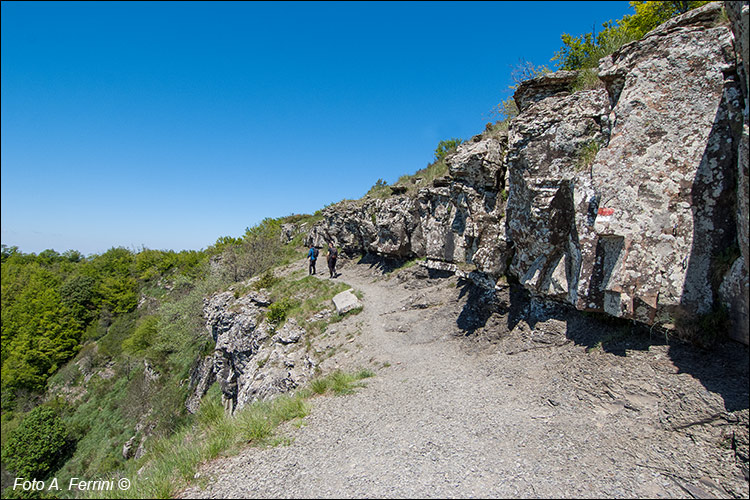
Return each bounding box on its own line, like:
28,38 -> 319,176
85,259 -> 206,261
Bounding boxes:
332,289 -> 362,315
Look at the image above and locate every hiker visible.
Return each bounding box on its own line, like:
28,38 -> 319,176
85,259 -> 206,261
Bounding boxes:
308,244 -> 318,275
327,242 -> 338,278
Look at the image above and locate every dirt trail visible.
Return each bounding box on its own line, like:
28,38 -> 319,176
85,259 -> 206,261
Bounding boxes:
180,256 -> 749,499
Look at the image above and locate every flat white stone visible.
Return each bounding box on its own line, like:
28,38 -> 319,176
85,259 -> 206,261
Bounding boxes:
332,289 -> 362,315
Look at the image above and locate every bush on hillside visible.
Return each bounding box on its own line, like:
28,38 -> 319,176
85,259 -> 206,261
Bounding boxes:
434,138 -> 463,162
1,405 -> 71,479
553,1 -> 712,73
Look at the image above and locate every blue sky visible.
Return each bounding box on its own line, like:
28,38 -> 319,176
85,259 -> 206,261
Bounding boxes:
2,1 -> 632,256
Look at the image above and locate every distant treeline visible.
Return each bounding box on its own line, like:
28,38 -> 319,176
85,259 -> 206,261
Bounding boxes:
1,215 -> 312,411
1,214 -> 314,492
1,244 -> 205,403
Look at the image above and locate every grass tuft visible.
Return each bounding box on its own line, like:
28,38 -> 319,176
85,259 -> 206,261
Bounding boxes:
94,369 -> 372,499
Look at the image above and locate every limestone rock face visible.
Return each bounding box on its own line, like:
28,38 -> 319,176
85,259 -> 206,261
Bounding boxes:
505,86 -> 610,303
188,287 -> 315,414
505,3 -> 743,330
307,132 -> 510,278
513,70 -> 579,113
280,222 -> 307,244
441,134 -> 509,278
576,2 -> 739,323
307,197 -> 420,258
725,0 -> 750,344
306,2 -> 748,343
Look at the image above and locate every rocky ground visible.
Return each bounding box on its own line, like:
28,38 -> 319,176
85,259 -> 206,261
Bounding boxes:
179,255 -> 749,499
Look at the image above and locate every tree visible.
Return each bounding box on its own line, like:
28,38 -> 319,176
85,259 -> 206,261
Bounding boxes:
622,1 -> 711,38
60,275 -> 98,319
1,244 -> 20,263
1,405 -> 70,478
552,1 -> 711,71
89,247 -> 138,315
1,266 -> 83,394
434,138 -> 463,162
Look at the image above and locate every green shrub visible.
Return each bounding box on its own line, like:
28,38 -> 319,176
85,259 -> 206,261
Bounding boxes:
122,315 -> 160,357
238,411 -> 273,443
434,138 -> 463,162
267,298 -> 294,327
494,96 -> 518,123
571,67 -> 604,92
310,377 -> 329,394
98,311 -> 137,359
2,406 -> 71,478
575,139 -> 602,172
365,179 -> 391,199
196,386 -> 225,429
269,394 -> 310,422
253,270 -> 279,291
356,368 -> 375,379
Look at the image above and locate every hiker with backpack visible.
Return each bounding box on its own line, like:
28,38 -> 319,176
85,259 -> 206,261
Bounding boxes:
327,242 -> 338,278
308,244 -> 319,275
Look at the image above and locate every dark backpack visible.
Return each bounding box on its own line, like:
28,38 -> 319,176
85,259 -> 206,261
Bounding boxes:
313,247 -> 319,259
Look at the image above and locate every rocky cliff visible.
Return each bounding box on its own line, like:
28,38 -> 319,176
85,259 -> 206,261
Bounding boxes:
187,282 -> 316,414
725,0 -> 750,344
306,2 -> 749,345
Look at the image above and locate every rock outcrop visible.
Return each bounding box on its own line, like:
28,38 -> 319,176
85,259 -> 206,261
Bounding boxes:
725,0 -> 750,344
506,2 -> 741,327
577,2 -> 738,325
307,2 -> 749,344
306,130 -> 510,278
187,285 -> 316,414
505,83 -> 610,304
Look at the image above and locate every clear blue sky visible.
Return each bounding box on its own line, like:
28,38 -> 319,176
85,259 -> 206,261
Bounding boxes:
2,1 -> 632,256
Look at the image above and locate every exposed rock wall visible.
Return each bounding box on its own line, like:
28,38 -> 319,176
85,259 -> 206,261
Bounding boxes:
505,83 -> 610,304
307,2 -> 748,344
187,285 -> 315,414
574,2 -> 739,324
307,131 -> 510,278
505,2 -> 747,336
724,0 -> 750,344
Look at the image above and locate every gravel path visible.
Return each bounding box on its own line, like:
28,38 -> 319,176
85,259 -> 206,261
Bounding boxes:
180,257 -> 749,499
